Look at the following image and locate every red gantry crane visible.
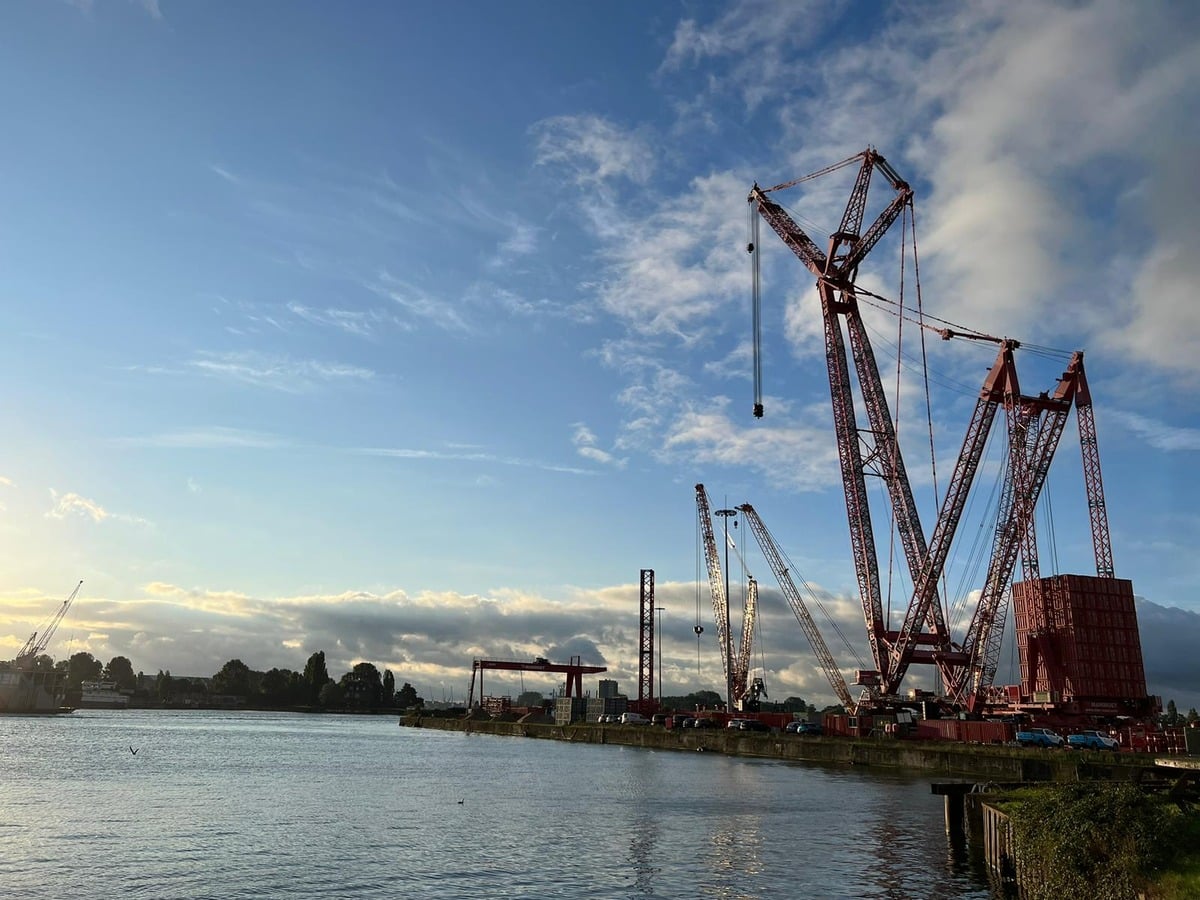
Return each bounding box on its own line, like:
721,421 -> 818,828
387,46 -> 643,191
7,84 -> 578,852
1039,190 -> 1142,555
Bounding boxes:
748,149 -> 1121,712
467,656 -> 606,709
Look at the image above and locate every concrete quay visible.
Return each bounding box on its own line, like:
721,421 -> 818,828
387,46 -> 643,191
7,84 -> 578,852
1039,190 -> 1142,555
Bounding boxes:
401,715 -> 1158,782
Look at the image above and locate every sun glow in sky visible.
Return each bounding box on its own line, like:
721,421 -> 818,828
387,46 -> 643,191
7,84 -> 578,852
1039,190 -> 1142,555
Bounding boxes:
2,0 -> 1199,709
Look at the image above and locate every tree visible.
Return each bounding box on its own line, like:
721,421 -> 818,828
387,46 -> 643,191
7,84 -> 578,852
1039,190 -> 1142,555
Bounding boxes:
318,681 -> 344,709
340,662 -> 384,709
517,690 -> 545,708
303,651 -> 330,703
260,668 -> 301,706
156,670 -> 174,703
64,652 -> 103,693
395,681 -> 424,710
212,659 -> 252,696
1165,699 -> 1179,727
104,656 -> 137,690
383,669 -> 396,707
1188,708 -> 1199,726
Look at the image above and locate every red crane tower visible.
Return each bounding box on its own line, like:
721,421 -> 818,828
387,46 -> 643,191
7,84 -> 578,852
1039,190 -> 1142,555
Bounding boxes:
748,150 -> 1145,716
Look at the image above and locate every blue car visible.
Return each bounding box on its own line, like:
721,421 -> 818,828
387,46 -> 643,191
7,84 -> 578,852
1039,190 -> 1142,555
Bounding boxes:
786,721 -> 822,735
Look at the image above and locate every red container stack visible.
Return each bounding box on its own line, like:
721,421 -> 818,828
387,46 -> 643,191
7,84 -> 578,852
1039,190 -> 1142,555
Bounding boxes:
1012,574 -> 1147,702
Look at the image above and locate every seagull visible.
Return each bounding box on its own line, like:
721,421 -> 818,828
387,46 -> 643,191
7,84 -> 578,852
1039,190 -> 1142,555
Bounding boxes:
456,799 -> 464,805
130,746 -> 139,755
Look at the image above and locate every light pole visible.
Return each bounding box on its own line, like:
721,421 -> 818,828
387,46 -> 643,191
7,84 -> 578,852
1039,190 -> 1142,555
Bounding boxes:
655,606 -> 665,702
715,507 -> 737,713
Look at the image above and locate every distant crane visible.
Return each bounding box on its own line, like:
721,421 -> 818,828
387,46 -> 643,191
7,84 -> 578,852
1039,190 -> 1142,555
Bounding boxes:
695,484 -> 760,711
738,504 -> 857,713
15,581 -> 82,669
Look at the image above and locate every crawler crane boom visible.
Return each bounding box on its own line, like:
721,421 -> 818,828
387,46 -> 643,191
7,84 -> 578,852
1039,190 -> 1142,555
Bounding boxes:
738,503 -> 857,713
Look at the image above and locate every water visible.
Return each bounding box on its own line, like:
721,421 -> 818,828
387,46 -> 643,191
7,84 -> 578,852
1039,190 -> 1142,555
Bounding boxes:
0,710 -> 999,898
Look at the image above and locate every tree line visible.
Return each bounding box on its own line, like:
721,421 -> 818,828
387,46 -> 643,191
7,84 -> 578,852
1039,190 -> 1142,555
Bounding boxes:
20,649 -> 425,712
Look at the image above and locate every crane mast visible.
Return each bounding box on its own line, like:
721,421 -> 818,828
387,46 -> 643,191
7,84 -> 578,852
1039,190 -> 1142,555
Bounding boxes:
952,354 -> 1083,707
695,484 -> 734,708
734,577 -> 758,707
695,484 -> 761,710
750,150 -> 949,687
738,503 -> 857,713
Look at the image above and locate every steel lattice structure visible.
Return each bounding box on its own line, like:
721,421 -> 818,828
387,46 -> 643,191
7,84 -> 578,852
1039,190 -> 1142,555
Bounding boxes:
749,149 -> 1118,709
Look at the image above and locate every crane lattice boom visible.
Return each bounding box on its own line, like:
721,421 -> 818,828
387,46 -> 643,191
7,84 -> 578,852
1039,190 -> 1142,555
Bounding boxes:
738,503 -> 857,713
15,580 -> 82,667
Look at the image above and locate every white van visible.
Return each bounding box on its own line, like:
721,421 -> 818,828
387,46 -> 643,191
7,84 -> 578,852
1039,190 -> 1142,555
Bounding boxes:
619,712 -> 649,725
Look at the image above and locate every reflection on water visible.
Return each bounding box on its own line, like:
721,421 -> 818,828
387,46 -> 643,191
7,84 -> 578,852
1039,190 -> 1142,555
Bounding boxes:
0,711 -> 999,898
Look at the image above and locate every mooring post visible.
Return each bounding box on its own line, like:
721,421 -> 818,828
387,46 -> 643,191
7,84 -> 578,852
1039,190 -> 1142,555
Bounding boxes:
931,783 -> 971,845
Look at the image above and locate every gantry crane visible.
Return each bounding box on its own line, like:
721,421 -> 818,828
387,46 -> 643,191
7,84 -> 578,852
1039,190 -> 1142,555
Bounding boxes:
15,580 -> 82,668
695,484 -> 760,711
749,149 -> 1115,710
738,503 -> 857,713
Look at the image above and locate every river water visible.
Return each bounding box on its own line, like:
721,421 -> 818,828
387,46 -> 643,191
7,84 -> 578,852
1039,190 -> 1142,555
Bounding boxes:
0,710 -> 1000,898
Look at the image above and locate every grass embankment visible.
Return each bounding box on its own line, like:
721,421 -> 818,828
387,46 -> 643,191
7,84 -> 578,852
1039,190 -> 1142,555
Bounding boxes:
998,782 -> 1200,900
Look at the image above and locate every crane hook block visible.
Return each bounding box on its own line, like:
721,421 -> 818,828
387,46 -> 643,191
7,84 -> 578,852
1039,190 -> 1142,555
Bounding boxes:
747,242 -> 755,253
693,625 -> 704,636
753,403 -> 764,418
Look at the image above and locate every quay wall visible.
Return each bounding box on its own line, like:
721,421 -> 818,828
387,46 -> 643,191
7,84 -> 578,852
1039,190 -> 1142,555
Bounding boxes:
400,716 -> 1153,782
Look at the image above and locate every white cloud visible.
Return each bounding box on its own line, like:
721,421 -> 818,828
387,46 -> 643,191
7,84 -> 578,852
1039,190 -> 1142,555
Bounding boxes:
189,351 -> 375,393
1110,411 -> 1200,452
46,490 -> 110,523
532,115 -> 656,187
115,427 -> 288,450
570,423 -> 626,469
365,271 -> 468,332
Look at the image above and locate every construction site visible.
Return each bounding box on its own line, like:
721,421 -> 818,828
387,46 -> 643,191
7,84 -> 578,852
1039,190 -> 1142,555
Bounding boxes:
701,148 -> 1159,744
463,149 -> 1173,754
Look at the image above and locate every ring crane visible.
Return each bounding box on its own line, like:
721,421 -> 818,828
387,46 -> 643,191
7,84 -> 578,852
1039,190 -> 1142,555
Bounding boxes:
748,150 -> 1112,711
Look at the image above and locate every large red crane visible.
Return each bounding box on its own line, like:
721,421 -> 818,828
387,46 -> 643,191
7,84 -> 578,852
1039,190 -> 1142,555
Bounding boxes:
749,150 -> 1111,710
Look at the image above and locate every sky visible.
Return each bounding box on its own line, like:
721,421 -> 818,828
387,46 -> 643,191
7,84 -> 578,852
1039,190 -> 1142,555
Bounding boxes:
2,0 -> 1199,711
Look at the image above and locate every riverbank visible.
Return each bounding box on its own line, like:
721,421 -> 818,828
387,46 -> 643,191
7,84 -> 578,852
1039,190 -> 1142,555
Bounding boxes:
401,715 -> 1159,782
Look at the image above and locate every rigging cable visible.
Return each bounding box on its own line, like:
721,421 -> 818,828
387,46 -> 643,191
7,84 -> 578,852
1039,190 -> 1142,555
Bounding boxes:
910,200 -> 947,634
751,202 -> 763,416
695,512 -> 704,677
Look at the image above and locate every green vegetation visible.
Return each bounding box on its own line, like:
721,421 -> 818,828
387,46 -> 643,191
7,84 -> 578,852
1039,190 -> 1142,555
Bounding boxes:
1002,783 -> 1200,900
27,648 -> 424,712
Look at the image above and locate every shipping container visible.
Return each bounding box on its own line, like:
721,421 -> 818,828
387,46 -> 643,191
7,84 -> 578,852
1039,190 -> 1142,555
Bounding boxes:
1012,574 -> 1147,702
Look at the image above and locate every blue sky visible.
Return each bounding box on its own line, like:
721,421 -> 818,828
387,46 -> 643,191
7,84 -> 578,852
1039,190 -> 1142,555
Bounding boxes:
2,0 -> 1199,710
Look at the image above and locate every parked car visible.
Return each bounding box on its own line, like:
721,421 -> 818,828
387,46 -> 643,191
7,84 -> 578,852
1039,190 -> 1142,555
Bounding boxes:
739,719 -> 769,732
1067,730 -> 1120,751
619,712 -> 649,725
650,714 -> 668,726
690,717 -> 717,729
786,721 -> 822,735
676,716 -> 696,729
1016,726 -> 1065,748
726,718 -> 750,730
